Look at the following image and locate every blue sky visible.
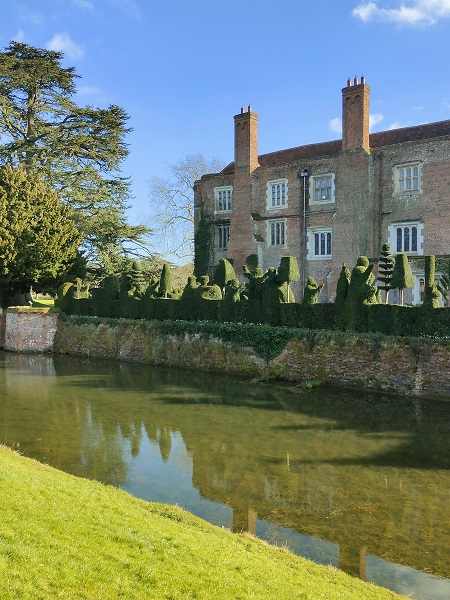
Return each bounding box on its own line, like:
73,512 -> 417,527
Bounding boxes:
2,0 -> 450,259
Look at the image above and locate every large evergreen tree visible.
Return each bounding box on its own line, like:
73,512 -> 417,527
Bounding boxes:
0,41 -> 150,268
0,165 -> 80,307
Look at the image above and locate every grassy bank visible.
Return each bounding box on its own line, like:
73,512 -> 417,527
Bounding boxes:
0,446 -> 404,599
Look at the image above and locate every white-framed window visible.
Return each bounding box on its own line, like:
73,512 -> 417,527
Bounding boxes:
266,179 -> 288,209
395,163 -> 421,194
310,173 -> 335,204
217,223 -> 230,251
307,227 -> 332,259
268,219 -> 286,247
388,221 -> 423,255
214,186 -> 232,212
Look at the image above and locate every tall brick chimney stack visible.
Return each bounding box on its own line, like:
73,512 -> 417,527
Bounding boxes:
234,105 -> 259,172
342,76 -> 370,151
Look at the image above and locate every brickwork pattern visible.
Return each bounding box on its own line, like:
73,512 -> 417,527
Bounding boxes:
3,308 -> 58,352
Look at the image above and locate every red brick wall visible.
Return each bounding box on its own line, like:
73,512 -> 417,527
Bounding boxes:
4,308 -> 58,352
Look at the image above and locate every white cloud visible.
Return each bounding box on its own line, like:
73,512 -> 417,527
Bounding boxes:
388,121 -> 402,129
329,114 -> 383,133
411,105 -> 424,110
443,99 -> 450,109
329,117 -> 342,134
46,33 -> 85,59
369,113 -> 383,130
352,0 -> 450,26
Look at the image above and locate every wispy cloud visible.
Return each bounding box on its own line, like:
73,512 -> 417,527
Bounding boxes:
72,0 -> 94,9
369,113 -> 383,129
328,113 -> 383,133
443,99 -> 450,110
411,105 -> 424,110
77,85 -> 100,95
13,30 -> 26,42
107,0 -> 142,21
46,33 -> 85,59
388,121 -> 402,129
352,1 -> 450,26
329,117 -> 342,134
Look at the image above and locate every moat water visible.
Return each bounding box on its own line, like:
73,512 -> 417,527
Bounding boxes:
0,351 -> 449,599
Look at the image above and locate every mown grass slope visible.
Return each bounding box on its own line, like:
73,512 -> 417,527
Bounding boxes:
0,445 -> 404,599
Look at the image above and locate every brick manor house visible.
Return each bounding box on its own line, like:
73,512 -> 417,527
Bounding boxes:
193,77 -> 450,304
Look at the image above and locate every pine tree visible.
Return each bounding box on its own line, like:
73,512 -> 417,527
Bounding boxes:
0,165 -> 80,307
378,243 -> 394,303
0,41 -> 150,268
390,254 -> 414,305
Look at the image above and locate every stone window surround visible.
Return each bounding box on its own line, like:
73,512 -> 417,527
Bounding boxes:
307,226 -> 332,259
267,218 -> 287,247
214,186 -> 233,213
309,173 -> 335,204
388,221 -> 424,255
217,222 -> 230,251
394,162 -> 422,195
266,178 -> 288,210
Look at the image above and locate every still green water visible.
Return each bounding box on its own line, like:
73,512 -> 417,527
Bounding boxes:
0,350 -> 449,599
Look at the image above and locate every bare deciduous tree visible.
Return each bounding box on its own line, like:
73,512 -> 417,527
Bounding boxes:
148,153 -> 225,259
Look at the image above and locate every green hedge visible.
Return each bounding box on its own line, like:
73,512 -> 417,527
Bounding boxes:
57,290 -> 450,339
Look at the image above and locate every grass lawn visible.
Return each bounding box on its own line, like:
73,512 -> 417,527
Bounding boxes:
0,445 -> 405,599
31,296 -> 55,308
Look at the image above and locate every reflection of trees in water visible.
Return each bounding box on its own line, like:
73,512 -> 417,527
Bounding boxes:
2,351 -> 450,580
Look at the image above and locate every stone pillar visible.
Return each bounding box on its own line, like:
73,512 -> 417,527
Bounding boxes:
4,308 -> 58,352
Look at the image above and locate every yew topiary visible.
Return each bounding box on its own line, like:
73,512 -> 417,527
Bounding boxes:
302,277 -> 324,306
422,255 -> 441,309
213,258 -> 237,298
277,256 -> 300,303
159,263 -> 174,299
377,243 -> 394,303
390,253 -> 414,305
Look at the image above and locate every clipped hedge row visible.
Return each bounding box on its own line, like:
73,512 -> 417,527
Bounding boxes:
57,290 -> 450,338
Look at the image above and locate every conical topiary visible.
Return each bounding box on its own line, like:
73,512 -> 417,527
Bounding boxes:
390,254 -> 414,305
377,243 -> 394,303
159,263 -> 173,299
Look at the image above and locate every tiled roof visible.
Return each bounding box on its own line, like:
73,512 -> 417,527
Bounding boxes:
370,119 -> 450,147
220,119 -> 450,174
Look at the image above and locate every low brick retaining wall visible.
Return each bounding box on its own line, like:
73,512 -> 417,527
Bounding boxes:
52,317 -> 450,401
1,311 -> 448,399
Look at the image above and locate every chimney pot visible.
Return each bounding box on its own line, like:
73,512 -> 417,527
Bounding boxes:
354,76 -> 358,86
248,104 -> 251,113
361,75 -> 365,85
241,106 -> 244,114
347,78 -> 351,87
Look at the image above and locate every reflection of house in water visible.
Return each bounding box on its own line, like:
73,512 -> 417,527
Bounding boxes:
9,353 -> 448,588
177,395 -> 450,583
